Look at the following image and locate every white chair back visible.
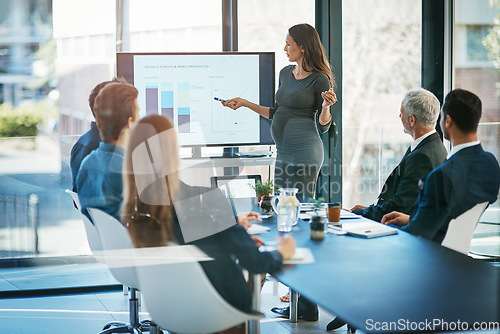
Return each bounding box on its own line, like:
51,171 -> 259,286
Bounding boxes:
65,189 -> 102,252
136,256 -> 263,334
441,201 -> 488,254
87,207 -> 139,289
65,189 -> 81,209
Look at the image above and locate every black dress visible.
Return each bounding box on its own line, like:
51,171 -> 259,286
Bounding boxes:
270,65 -> 335,200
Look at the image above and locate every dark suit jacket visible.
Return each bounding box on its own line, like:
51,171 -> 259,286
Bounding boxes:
70,122 -> 101,191
354,132 -> 447,222
404,144 -> 500,243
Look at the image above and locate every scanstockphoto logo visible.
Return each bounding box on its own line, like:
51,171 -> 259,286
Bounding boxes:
365,318 -> 500,332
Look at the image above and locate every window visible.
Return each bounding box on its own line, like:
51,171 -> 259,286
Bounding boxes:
454,0 -> 500,209
466,25 -> 491,61
0,0 -> 224,261
128,0 -> 222,52
341,0 -> 422,209
238,0 -> 315,87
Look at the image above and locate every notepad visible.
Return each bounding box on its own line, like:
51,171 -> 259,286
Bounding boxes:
328,224 -> 347,235
299,213 -> 312,220
340,210 -> 362,219
284,248 -> 315,264
341,221 -> 398,238
259,246 -> 315,264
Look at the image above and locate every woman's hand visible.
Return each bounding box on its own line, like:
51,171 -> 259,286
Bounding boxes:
276,236 -> 296,260
222,97 -> 247,110
237,211 -> 261,231
321,88 -> 337,109
350,204 -> 368,212
381,211 -> 410,227
221,97 -> 270,118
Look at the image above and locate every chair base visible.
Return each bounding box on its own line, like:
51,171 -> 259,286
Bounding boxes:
100,323 -> 140,334
100,288 -> 156,334
100,320 -> 155,334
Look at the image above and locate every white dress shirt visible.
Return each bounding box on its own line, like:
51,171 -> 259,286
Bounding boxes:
411,129 -> 437,152
447,140 -> 481,159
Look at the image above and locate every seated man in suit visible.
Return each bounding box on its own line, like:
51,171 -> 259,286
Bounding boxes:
350,88 -> 447,222
70,77 -> 126,192
75,82 -> 139,221
382,89 -> 500,243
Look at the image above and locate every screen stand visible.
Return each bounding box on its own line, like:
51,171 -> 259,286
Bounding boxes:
191,146 -> 202,159
223,147 -> 239,175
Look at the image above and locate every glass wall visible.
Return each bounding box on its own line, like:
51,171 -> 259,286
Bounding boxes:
341,0 -> 422,209
0,1 -> 224,260
0,0 -> 313,260
2,0 -> 499,262
0,135 -> 86,258
56,0 -> 223,139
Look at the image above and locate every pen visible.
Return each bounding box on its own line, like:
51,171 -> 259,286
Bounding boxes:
214,97 -> 226,103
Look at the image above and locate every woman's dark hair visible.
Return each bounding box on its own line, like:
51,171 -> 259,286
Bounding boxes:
442,89 -> 482,133
288,23 -> 335,89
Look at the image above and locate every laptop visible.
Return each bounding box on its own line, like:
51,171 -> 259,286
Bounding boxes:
210,175 -> 261,199
210,175 -> 262,212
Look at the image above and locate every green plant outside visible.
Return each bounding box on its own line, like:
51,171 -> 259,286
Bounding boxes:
0,102 -> 45,137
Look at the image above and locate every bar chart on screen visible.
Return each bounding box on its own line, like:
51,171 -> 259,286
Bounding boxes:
134,54 -> 261,146
145,81 -> 191,133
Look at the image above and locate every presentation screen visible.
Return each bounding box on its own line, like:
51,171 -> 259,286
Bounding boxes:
116,52 -> 275,147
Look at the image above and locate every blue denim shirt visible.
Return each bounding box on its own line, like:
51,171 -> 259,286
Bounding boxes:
75,142 -> 125,222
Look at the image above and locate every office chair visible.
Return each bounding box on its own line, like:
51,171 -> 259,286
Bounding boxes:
66,189 -> 128,295
135,249 -> 264,334
65,189 -> 81,210
65,189 -> 102,252
441,201 -> 489,255
87,208 -> 153,334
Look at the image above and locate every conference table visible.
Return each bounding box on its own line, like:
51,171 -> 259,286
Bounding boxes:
234,200 -> 500,333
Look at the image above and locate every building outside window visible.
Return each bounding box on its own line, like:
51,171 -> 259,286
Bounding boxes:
455,0 -> 499,210
341,0 -> 422,209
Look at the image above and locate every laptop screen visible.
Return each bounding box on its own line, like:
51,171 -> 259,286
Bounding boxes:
211,175 -> 261,199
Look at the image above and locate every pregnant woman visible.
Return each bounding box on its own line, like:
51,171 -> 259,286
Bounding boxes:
222,23 -> 337,201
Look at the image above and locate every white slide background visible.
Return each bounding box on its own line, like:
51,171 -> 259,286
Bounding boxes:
134,54 -> 261,146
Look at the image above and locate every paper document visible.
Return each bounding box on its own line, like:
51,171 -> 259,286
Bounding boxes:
247,223 -> 270,235
328,224 -> 347,235
283,248 -> 315,264
299,202 -> 327,212
299,213 -> 312,220
342,220 -> 398,238
260,246 -> 315,264
340,210 -> 362,219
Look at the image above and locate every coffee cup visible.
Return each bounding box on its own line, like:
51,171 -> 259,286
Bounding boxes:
327,202 -> 341,224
